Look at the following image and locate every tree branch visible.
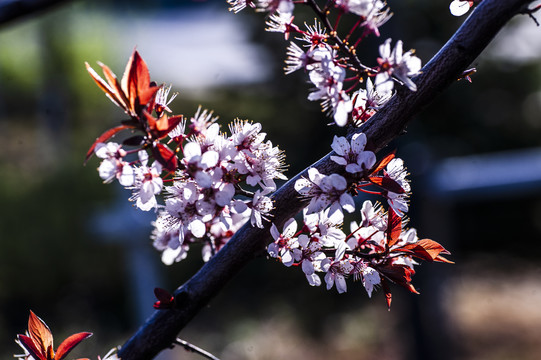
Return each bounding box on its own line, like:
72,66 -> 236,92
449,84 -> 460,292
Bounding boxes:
118,0 -> 535,358
0,0 -> 72,27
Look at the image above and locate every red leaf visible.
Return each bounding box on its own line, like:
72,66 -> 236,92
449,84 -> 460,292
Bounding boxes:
153,288 -> 175,309
98,62 -> 130,113
28,311 -> 53,358
55,332 -> 92,360
381,278 -> 393,310
122,50 -> 158,112
369,176 -> 405,194
377,263 -> 419,294
144,111 -> 184,139
386,208 -> 402,248
85,63 -> 126,111
370,150 -> 396,175
18,334 -> 47,360
84,124 -> 134,163
152,143 -> 178,172
139,86 -> 160,111
399,239 -> 454,263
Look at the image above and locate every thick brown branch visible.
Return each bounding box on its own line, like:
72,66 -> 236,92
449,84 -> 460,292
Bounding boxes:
0,0 -> 72,27
118,0 -> 535,358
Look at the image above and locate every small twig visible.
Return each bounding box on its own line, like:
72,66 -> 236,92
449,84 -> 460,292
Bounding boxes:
173,338 -> 221,360
521,4 -> 541,25
304,0 -> 373,74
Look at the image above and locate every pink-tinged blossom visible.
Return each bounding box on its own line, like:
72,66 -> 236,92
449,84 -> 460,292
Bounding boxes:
449,0 -> 473,16
295,168 -> 355,220
330,133 -> 376,174
391,228 -> 420,269
229,120 -> 265,151
268,218 -> 300,267
307,52 -> 353,126
183,141 -> 219,188
284,42 -> 307,74
131,150 -> 163,211
335,0 -> 384,16
167,117 -> 187,143
231,120 -> 287,191
385,157 -> 410,216
298,20 -> 328,49
335,0 -> 392,37
95,142 -> 135,186
322,258 -> 353,293
162,181 -> 205,243
303,208 -> 346,247
361,265 -> 381,297
359,200 -> 386,229
350,78 -> 392,125
376,38 -> 422,92
360,3 -> 392,37
296,234 -> 326,286
347,200 -> 386,249
265,11 -> 297,39
152,217 -> 191,265
227,0 -> 254,13
189,106 -> 218,136
365,77 -> 393,109
284,43 -> 334,74
202,213 -> 249,262
248,190 -> 274,228
257,0 -> 294,16
155,84 -> 177,114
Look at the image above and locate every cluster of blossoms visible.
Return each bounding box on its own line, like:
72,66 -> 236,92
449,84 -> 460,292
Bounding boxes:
226,0 -> 450,306
268,134 -> 451,306
229,0 -> 422,127
86,50 -> 287,265
81,0 -> 451,311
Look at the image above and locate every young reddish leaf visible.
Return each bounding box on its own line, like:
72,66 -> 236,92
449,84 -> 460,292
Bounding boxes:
97,62 -> 130,113
369,176 -> 405,194
55,332 -> 92,360
370,150 -> 396,174
28,311 -> 53,358
156,114 -> 183,133
139,86 -> 160,111
153,288 -> 175,309
84,124 -> 134,163
399,239 -> 454,263
121,50 -> 158,112
381,278 -> 393,310
152,143 -> 178,172
17,334 -> 47,360
121,50 -> 137,109
85,63 -> 125,111
378,263 -> 419,294
144,112 -> 184,139
386,208 -> 402,248
88,51 -> 158,118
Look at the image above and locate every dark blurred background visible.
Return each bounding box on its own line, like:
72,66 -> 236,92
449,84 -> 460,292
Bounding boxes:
1,0 -> 541,359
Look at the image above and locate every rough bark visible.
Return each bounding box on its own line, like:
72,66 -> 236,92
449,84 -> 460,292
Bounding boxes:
118,0 -> 536,358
